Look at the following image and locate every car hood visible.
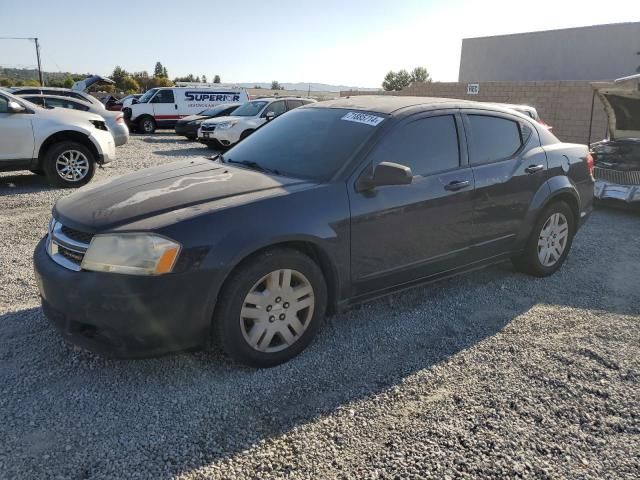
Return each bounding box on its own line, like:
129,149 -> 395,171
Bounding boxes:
201,115 -> 241,125
592,74 -> 640,140
177,115 -> 207,123
53,158 -> 312,232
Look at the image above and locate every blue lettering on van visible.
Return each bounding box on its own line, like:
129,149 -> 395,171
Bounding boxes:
184,91 -> 241,102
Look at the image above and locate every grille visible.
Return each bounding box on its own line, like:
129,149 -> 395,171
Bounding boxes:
594,167 -> 640,186
61,225 -> 94,244
200,124 -> 216,132
58,245 -> 84,265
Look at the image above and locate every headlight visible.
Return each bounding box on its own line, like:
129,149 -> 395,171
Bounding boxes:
81,233 -> 181,276
217,121 -> 237,130
90,120 -> 108,131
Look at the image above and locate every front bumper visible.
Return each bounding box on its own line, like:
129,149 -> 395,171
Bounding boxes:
33,238 -> 214,358
175,123 -> 199,137
594,180 -> 640,203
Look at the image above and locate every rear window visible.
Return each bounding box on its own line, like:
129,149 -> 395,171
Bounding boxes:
467,115 -> 523,165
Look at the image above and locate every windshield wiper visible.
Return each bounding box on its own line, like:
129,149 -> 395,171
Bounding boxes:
226,159 -> 281,176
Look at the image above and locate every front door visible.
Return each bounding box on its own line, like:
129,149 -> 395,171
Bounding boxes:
462,111 -> 549,258
151,89 -> 178,126
0,95 -> 35,162
349,112 -> 475,297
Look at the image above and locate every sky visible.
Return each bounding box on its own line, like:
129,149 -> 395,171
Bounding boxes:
1,0 -> 639,88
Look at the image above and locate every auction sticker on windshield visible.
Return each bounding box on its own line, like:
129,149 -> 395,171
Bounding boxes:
341,112 -> 385,126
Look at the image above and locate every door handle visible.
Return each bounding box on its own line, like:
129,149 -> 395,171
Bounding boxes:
525,164 -> 544,174
174,104 -> 178,110
444,180 -> 470,191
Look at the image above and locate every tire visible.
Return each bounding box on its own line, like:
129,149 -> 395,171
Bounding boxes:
239,129 -> 254,142
512,201 -> 575,277
213,248 -> 327,367
42,141 -> 96,188
137,116 -> 156,134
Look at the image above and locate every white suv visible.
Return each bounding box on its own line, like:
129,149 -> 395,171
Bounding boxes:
197,97 -> 315,149
0,91 -> 115,187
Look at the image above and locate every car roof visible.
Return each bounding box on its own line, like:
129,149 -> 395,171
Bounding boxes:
309,95 -> 518,115
22,94 -> 94,107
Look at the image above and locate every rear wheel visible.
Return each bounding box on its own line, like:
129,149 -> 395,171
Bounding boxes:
137,116 -> 156,134
512,201 -> 575,277
42,141 -> 96,188
213,248 -> 327,367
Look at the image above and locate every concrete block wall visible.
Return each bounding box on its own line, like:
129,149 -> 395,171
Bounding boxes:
341,81 -> 609,145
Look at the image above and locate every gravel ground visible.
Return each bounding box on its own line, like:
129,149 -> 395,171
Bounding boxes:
0,134 -> 638,479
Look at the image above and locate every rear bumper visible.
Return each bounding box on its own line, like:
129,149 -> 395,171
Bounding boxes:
33,237 -> 215,358
594,180 -> 640,203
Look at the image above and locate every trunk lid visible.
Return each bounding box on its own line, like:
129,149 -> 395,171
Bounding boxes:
592,74 -> 640,140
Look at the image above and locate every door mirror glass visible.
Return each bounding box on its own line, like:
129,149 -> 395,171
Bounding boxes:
131,98 -> 138,105
7,101 -> 26,113
265,111 -> 275,121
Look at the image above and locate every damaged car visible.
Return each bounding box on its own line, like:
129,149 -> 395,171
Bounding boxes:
591,74 -> 640,206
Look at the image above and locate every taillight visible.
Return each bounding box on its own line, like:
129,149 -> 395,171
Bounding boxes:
585,153 -> 594,176
116,115 -> 124,124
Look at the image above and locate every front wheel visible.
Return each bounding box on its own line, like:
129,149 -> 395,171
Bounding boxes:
512,201 -> 575,277
42,141 -> 96,188
137,116 -> 156,134
213,248 -> 327,367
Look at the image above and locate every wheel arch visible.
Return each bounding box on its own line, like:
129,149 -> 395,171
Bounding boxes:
214,240 -> 340,318
37,131 -> 99,168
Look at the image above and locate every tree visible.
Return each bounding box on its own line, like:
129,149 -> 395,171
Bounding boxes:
154,62 -> 164,77
111,66 -> 129,86
395,69 -> 411,90
162,66 -> 168,78
271,80 -> 284,90
214,75 -> 221,83
149,76 -> 173,88
121,76 -> 140,93
132,71 -> 151,91
201,74 -> 207,83
410,66 -> 431,84
382,71 -> 397,91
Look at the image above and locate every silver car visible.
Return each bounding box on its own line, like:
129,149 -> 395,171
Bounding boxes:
12,86 -> 106,111
22,95 -> 129,146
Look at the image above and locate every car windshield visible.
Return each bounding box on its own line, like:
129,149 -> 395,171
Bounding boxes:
137,89 -> 158,103
223,108 -> 384,181
230,101 -> 268,117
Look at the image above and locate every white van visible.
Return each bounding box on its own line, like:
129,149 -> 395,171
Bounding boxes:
124,86 -> 249,133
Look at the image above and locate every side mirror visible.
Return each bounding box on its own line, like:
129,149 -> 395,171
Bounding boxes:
265,111 -> 275,121
131,99 -> 138,104
357,162 -> 413,191
7,101 -> 26,113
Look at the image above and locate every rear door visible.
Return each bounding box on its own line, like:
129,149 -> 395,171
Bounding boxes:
0,95 -> 35,162
462,111 -> 548,258
151,89 -> 178,126
349,111 -> 475,296
285,99 -> 304,111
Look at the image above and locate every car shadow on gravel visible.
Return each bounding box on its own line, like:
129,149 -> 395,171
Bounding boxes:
140,136 -> 194,144
3,207 -> 639,480
153,147 -> 216,157
0,173 -> 52,195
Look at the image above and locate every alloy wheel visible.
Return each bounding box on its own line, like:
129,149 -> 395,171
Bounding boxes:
55,150 -> 90,182
537,212 -> 569,267
240,269 -> 315,353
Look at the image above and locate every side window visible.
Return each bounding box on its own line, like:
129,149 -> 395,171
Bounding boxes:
369,115 -> 460,177
17,89 -> 39,95
153,90 -> 175,103
0,96 -> 8,113
467,115 -> 522,165
265,101 -> 286,117
25,96 -> 44,106
286,99 -> 303,110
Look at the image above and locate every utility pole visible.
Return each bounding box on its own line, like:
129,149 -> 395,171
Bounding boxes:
0,36 -> 44,85
34,37 -> 43,86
